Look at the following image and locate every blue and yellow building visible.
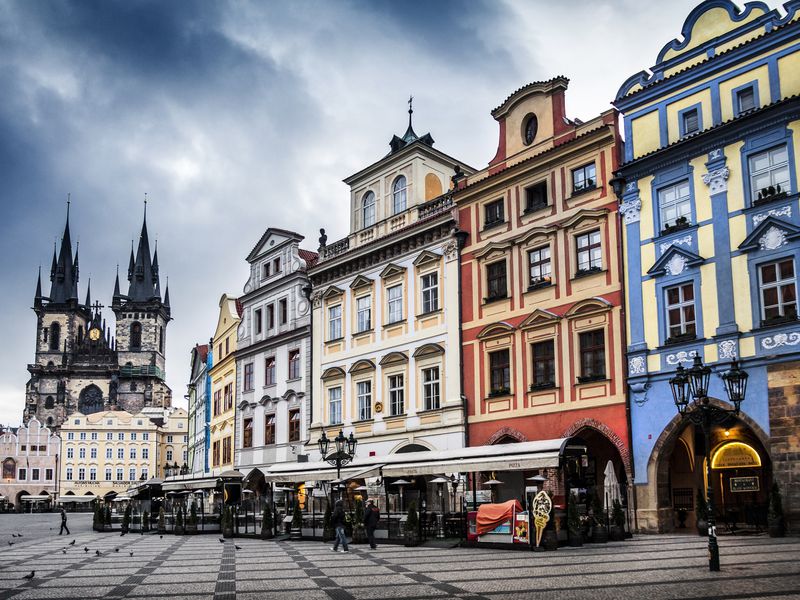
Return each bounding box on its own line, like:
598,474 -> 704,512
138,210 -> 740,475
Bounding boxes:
614,0 -> 800,532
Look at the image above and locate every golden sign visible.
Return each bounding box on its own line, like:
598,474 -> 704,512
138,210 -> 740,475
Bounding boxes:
711,442 -> 762,469
374,402 -> 383,414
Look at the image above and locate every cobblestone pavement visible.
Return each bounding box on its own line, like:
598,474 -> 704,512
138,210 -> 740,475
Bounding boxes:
0,526 -> 798,600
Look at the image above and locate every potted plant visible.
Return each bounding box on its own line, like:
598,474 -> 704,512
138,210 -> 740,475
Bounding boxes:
591,494 -> 608,543
158,507 -> 166,534
695,489 -> 708,537
610,499 -> 626,541
175,506 -> 185,535
142,510 -> 150,532
322,502 -> 334,542
290,501 -> 303,540
186,502 -> 198,534
92,504 -> 101,531
566,493 -> 583,547
676,508 -> 688,529
261,504 -> 274,540
352,499 -> 366,544
104,505 -> 113,531
121,504 -> 131,533
404,501 -> 420,547
768,482 -> 786,538
222,506 -> 234,538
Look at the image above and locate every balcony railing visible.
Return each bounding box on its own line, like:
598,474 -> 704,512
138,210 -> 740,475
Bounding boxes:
320,237 -> 350,261
417,194 -> 453,219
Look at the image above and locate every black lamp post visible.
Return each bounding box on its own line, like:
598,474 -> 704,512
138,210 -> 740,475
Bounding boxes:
318,430 -> 358,495
669,356 -> 748,572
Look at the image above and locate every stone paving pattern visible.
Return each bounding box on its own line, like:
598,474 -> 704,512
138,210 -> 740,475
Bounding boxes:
1,515 -> 799,599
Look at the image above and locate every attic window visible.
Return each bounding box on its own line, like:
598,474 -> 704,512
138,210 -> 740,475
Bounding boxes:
262,263 -> 270,279
523,114 -> 538,145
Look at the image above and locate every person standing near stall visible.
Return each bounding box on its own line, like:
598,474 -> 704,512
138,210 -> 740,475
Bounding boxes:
330,500 -> 349,552
364,499 -> 380,550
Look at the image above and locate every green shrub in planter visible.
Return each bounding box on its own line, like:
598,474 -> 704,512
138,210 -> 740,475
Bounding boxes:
322,502 -> 334,542
566,494 -> 583,547
404,502 -> 420,546
158,507 -> 166,533
768,482 -> 786,538
261,504 -> 274,540
610,499 -> 626,541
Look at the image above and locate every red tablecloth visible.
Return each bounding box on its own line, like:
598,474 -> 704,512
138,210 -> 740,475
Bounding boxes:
476,499 -> 522,535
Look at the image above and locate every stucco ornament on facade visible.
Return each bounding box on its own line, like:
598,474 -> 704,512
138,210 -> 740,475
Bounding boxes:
718,339 -> 737,360
759,226 -> 788,251
761,331 -> 800,350
659,235 -> 693,254
442,240 -> 458,260
619,197 -> 642,224
665,350 -> 698,365
665,253 -> 688,276
628,355 -> 646,375
702,166 -> 730,195
753,206 -> 792,226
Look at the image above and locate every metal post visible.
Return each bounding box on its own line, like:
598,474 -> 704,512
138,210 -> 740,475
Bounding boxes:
703,412 -> 720,572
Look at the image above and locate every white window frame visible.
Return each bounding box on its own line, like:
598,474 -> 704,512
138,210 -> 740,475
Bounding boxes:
116,468 -> 123,481
421,272 -> 439,314
665,282 -> 697,338
389,374 -> 405,416
392,176 -> 407,214
759,258 -> 798,322
65,467 -> 73,481
658,180 -> 692,228
362,191 -> 376,228
749,145 -> 790,199
528,246 -> 552,286
576,230 -> 602,272
387,285 -> 403,323
356,295 -> 371,333
328,304 -> 342,340
422,366 -> 441,411
356,380 -> 372,421
328,387 -> 342,425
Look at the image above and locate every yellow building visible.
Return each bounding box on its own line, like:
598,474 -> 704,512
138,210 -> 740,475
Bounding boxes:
209,294 -> 240,473
58,407 -> 189,502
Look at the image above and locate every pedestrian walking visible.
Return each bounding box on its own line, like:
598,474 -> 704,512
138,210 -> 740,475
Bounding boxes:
330,500 -> 348,552
364,499 -> 380,550
59,508 -> 70,536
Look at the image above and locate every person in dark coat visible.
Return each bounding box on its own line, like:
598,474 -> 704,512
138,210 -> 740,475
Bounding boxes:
331,500 -> 348,552
59,508 -> 70,535
363,499 -> 380,550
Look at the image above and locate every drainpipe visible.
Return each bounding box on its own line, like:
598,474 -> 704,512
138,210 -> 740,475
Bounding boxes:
454,227 -> 470,450
302,283 -> 313,427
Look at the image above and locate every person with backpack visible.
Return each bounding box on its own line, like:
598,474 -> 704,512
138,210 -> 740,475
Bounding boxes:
58,507 -> 70,535
363,499 -> 380,550
330,500 -> 349,552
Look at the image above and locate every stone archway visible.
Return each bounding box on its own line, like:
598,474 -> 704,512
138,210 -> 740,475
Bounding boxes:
561,418 -> 632,479
486,427 -> 527,445
78,385 -> 104,415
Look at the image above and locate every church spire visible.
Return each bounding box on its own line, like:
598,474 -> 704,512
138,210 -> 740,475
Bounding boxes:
84,277 -> 91,309
112,265 -> 122,307
48,200 -> 79,304
164,277 -> 171,318
34,267 -> 43,308
126,199 -> 161,303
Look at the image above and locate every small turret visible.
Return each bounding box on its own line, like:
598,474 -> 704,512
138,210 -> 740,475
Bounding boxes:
34,267 -> 43,309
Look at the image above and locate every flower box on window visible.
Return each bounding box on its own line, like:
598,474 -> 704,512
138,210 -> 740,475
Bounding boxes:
661,216 -> 691,235
527,277 -> 552,291
483,294 -> 508,304
576,375 -> 605,384
761,314 -> 798,328
753,184 -> 789,206
529,381 -> 555,392
488,387 -> 511,398
574,266 -> 603,279
665,332 -> 697,345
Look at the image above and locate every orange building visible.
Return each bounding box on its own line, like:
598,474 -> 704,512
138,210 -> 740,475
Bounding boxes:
455,78 -> 630,507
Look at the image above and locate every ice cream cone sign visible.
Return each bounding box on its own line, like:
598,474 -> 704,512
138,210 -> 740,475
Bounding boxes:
532,490 -> 552,548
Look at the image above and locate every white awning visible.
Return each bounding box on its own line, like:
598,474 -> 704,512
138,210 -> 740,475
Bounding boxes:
57,495 -> 96,503
20,494 -> 51,501
162,476 -> 220,492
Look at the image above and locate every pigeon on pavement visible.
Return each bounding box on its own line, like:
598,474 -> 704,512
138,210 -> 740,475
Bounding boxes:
84,547 -> 89,553
114,548 -> 119,552
129,551 -> 134,557
69,540 -> 76,546
95,550 -> 101,556
22,571 -> 34,580
235,545 -> 242,550
218,538 -> 225,543
7,541 -> 14,546
62,549 -> 67,554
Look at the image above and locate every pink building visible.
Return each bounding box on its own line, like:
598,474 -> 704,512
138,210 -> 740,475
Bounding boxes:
1,417 -> 60,511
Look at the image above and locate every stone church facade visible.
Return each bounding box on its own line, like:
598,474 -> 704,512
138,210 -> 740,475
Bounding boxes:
24,208 -> 173,430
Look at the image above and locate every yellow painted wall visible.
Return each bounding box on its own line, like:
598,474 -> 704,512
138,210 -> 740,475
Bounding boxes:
638,176 -> 655,240
666,90 -> 712,144
632,111 -> 661,160
725,142 -> 746,214
719,65 -> 770,122
778,51 -> 800,97
731,255 -> 753,332
662,6 -> 767,62
642,279 -> 658,346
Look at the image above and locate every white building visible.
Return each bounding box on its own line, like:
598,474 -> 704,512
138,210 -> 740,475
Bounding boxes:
187,343 -> 210,476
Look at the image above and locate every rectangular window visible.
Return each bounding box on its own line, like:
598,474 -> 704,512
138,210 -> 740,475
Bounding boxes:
67,432 -> 74,440
66,468 -> 73,481
389,374 -> 405,416
142,448 -> 149,459
224,383 -> 233,411
387,285 -> 403,323
328,304 -> 342,340
528,246 -> 552,287
225,337 -> 229,354
328,387 -> 342,425
45,468 -> 53,481
289,409 -> 301,442
421,272 -> 439,314
579,330 -> 606,381
130,432 -> 136,441
17,468 -> 26,480
214,389 -> 222,415
255,308 -> 263,335
91,432 -> 98,440
288,349 -> 300,379
489,350 -> 510,395
118,448 -> 124,459
141,468 -> 148,480
79,448 -> 85,459
264,415 -> 276,445
105,448 -> 112,459
486,260 -> 507,300
759,259 -> 797,324
114,468 -> 122,481
525,181 -> 548,212
129,468 -> 136,481
750,145 -> 790,202
106,432 -> 112,441
142,433 -> 149,441
422,367 -> 441,411
90,468 -> 97,481
356,295 -> 371,333
572,163 -> 596,193
212,441 -> 220,467
357,381 -> 372,421
118,432 -> 124,441
267,304 -> 275,329
262,263 -> 270,279
273,257 -> 281,274
576,230 -> 602,273
167,434 -> 173,443
80,432 -> 86,440
737,87 -> 756,113
67,447 -> 73,459
279,298 -> 288,325
244,363 -> 254,391
31,468 -> 40,481
484,199 -> 504,227
130,448 -> 137,459
243,417 -> 253,448
682,108 -> 699,135
665,283 -> 697,340
105,468 -> 112,481
265,357 -> 276,385
77,467 -> 85,481
658,180 -> 692,229
531,340 -> 556,389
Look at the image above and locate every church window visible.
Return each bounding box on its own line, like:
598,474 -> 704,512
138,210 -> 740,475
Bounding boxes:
44,396 -> 54,409
2,458 -> 15,480
158,326 -> 164,353
392,176 -> 407,214
130,322 -> 142,350
362,191 -> 376,228
49,323 -> 60,351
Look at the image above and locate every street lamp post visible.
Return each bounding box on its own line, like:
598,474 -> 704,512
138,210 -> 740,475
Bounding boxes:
669,356 -> 748,572
318,430 -> 358,500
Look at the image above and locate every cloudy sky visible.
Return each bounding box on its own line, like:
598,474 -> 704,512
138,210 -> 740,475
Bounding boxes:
0,0 -> 776,426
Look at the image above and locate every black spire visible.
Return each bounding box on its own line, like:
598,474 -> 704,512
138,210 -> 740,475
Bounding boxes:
34,267 -> 43,308
48,202 -> 79,304
127,241 -> 135,281
388,95 -> 434,155
84,277 -> 91,308
402,94 -> 418,143
164,278 -> 171,318
126,202 -> 161,303
112,265 -> 122,307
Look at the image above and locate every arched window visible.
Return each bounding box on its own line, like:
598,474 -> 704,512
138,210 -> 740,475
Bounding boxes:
2,458 -> 15,479
44,396 -> 55,409
46,417 -> 53,427
78,384 -> 104,415
392,176 -> 407,214
49,323 -> 60,351
523,114 -> 538,145
130,322 -> 142,350
362,191 -> 376,228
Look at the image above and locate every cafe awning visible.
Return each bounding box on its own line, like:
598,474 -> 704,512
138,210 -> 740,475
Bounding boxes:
57,495 -> 96,503
263,462 -> 384,483
162,476 -> 222,492
20,494 -> 51,501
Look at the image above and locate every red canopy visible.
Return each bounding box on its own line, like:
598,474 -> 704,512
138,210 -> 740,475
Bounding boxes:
476,499 -> 522,535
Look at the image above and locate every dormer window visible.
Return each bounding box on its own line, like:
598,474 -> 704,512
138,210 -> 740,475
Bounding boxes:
737,87 -> 756,114
572,163 -> 596,194
682,109 -> 699,136
392,176 -> 407,214
362,191 -> 376,228
261,263 -> 270,279
523,114 -> 538,145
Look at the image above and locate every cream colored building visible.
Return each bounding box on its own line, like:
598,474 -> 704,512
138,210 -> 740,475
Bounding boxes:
58,408 -> 187,501
209,294 -> 239,473
308,114 -> 473,460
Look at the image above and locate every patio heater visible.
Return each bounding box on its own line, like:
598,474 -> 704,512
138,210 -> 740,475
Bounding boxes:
393,479 -> 410,512
430,477 -> 449,538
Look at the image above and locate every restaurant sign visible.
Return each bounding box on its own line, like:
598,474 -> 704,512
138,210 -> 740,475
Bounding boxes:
711,442 -> 761,469
730,476 -> 759,493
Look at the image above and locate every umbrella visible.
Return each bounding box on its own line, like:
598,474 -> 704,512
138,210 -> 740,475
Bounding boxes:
392,479 -> 410,486
429,477 -> 449,484
603,461 -> 621,509
354,485 -> 367,491
484,479 -> 503,486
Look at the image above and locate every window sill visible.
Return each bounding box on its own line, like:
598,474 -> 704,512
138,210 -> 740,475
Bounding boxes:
660,220 -> 692,236
664,334 -> 697,346
487,388 -> 512,398
263,383 -> 277,389
529,383 -> 557,392
576,376 -> 608,385
286,377 -> 301,383
384,319 -> 407,328
352,329 -> 373,338
752,190 -> 790,207
757,316 -> 799,330
523,203 -> 549,215
417,407 -> 443,415
325,337 -> 345,344
483,295 -> 508,305
570,184 -> 597,199
656,336 -> 706,351
482,220 -> 506,232
417,308 -> 442,318
352,418 -> 374,426
526,280 -> 553,292
572,268 -> 605,280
